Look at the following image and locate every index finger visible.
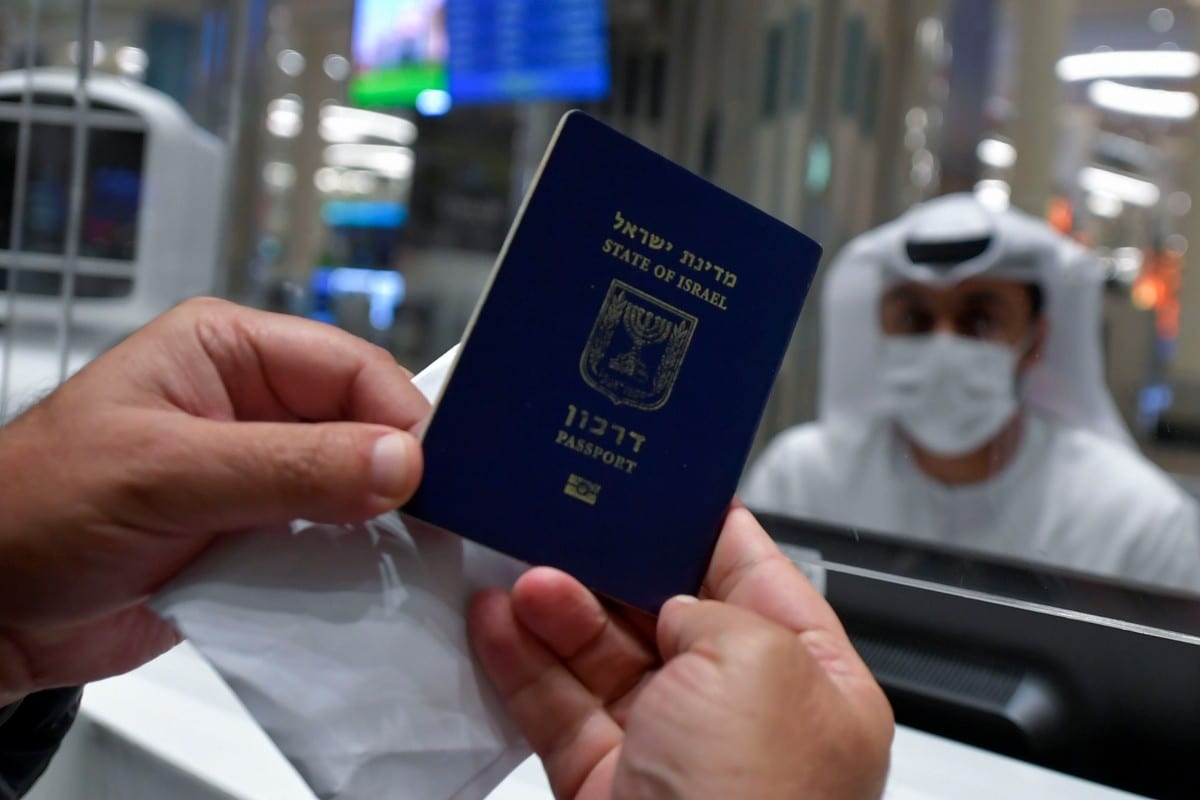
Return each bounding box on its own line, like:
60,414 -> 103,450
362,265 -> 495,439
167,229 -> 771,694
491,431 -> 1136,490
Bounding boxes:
136,299 -> 430,429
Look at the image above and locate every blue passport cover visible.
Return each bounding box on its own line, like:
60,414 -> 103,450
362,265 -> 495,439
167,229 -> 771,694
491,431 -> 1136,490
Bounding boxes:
404,111 -> 822,611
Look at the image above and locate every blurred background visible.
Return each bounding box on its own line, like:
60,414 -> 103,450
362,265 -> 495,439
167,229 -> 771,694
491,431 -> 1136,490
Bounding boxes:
7,0 -> 1200,472
8,4 -> 1200,797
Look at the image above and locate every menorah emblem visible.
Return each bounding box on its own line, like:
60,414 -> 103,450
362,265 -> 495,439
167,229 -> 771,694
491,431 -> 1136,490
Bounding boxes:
608,305 -> 673,380
580,280 -> 698,411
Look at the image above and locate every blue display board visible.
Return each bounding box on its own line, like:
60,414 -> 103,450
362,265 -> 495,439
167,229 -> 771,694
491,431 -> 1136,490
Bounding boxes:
445,0 -> 610,104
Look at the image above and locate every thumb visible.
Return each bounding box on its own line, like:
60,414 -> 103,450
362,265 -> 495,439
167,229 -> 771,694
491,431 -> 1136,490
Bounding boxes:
147,417 -> 423,530
656,596 -> 780,663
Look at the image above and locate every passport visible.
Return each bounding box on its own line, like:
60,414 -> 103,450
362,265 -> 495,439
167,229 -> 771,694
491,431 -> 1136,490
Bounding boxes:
404,111 -> 822,612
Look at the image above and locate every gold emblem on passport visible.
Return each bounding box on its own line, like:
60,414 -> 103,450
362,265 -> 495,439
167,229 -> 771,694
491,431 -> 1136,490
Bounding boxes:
564,473 -> 602,505
581,280 -> 697,411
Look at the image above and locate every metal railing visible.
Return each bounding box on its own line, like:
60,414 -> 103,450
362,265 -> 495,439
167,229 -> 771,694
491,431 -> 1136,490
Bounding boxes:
1,0 -> 97,419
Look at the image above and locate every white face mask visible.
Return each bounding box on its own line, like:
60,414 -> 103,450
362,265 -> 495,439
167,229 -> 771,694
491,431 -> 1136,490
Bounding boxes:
880,333 -> 1020,456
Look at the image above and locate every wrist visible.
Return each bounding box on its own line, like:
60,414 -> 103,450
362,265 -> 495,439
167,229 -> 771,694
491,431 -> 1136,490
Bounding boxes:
0,631 -> 33,707
0,694 -> 21,718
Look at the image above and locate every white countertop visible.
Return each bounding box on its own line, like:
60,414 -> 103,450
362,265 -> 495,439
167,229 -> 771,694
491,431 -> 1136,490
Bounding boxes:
26,644 -> 1143,800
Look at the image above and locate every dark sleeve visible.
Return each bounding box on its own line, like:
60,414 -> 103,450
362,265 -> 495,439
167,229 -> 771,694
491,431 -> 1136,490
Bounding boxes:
0,687 -> 82,798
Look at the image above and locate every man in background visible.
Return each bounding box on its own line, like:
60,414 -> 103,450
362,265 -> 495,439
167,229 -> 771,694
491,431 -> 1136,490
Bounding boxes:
743,194 -> 1200,593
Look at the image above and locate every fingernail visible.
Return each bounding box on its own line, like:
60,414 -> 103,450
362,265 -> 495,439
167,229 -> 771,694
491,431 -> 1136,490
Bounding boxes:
668,594 -> 699,605
370,432 -> 411,499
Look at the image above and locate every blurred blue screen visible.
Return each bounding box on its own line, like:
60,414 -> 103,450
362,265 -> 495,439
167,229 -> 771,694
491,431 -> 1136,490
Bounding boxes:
445,0 -> 610,104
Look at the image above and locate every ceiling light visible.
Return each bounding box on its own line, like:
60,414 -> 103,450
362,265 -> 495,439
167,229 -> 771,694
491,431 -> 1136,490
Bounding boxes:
323,144 -> 414,180
1057,50 -> 1200,82
976,138 -> 1016,169
1078,167 -> 1161,207
1086,191 -> 1124,219
415,89 -> 452,117
319,105 -> 417,145
974,179 -> 1010,212
115,46 -> 148,78
277,49 -> 306,77
266,96 -> 303,138
323,54 -> 351,81
262,161 -> 296,190
1089,80 -> 1198,120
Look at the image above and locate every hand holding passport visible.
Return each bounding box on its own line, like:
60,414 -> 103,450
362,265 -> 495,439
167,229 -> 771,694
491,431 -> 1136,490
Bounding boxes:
405,111 -> 822,611
468,503 -> 894,799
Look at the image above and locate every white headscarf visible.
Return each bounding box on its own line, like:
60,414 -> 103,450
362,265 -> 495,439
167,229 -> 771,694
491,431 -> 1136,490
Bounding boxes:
816,193 -> 1134,447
